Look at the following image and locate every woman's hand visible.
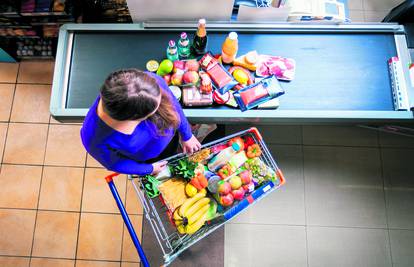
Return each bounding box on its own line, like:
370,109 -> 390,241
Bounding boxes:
151,160 -> 168,175
181,135 -> 201,155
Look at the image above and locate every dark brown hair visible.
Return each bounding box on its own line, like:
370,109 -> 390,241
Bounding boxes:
100,69 -> 180,134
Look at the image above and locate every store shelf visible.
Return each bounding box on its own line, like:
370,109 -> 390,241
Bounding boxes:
0,12 -> 20,18
17,55 -> 54,60
20,11 -> 68,17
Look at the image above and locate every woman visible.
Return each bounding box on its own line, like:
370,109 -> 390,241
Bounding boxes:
81,69 -> 201,175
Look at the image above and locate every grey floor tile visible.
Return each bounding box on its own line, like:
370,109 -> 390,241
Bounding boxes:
349,9 -> 365,22
303,126 -> 378,147
304,146 -> 387,228
225,224 -> 307,267
348,0 -> 363,9
226,124 -> 302,145
307,226 -> 392,267
379,131 -> 414,148
363,0 -> 401,11
382,148 -> 414,229
231,145 -> 305,225
389,229 -> 414,267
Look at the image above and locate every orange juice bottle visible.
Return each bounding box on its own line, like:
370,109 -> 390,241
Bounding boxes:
221,32 -> 238,64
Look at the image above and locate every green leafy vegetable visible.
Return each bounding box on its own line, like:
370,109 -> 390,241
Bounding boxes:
169,159 -> 197,180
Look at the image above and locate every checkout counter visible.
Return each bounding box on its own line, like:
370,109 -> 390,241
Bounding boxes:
50,22 -> 414,123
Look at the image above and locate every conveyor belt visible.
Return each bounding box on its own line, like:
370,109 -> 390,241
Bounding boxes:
68,31 -> 397,111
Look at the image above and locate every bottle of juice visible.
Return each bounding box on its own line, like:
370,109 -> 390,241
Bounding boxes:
192,18 -> 208,55
178,32 -> 191,59
166,40 -> 179,61
208,143 -> 241,171
221,32 -> 238,64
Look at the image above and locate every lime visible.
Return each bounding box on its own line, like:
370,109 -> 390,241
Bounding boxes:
233,69 -> 249,85
159,59 -> 174,74
146,60 -> 159,72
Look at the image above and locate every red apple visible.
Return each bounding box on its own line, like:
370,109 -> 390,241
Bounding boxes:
219,193 -> 234,207
163,74 -> 171,85
229,176 -> 242,190
173,60 -> 185,74
185,59 -> 200,71
217,181 -> 232,196
239,170 -> 252,185
242,181 -> 255,193
231,187 -> 245,201
182,71 -> 199,84
171,73 -> 183,86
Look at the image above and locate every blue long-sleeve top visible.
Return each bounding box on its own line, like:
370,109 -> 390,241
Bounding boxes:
80,72 -> 192,175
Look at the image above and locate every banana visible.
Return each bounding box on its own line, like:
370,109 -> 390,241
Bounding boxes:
184,197 -> 210,218
187,203 -> 210,225
177,225 -> 186,235
185,214 -> 207,235
179,192 -> 205,217
173,209 -> 182,221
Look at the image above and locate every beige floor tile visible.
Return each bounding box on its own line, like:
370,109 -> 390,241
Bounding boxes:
0,164 -> 42,209
125,181 -> 143,215
30,258 -> 75,267
349,9 -> 365,22
76,260 -> 121,267
77,213 -> 123,261
348,0 -> 363,9
121,215 -> 143,262
44,124 -> 86,167
3,123 -> 48,165
121,263 -> 139,267
32,211 -> 79,258
0,209 -> 36,256
0,123 -> 8,160
0,63 -> 19,83
364,10 -> 388,22
82,169 -> 126,213
17,61 -> 54,84
0,84 -> 15,121
0,256 -> 29,267
39,166 -> 84,211
363,0 -> 402,11
10,84 -> 51,123
86,153 -> 103,168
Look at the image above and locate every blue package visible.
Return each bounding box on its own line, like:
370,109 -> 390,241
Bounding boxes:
233,75 -> 285,112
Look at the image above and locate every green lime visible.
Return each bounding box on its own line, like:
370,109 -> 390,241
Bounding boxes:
146,60 -> 159,72
159,59 -> 174,74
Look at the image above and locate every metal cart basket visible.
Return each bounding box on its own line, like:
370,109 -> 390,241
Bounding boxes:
105,127 -> 285,266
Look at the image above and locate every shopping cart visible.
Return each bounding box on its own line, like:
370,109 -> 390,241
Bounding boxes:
105,127 -> 285,266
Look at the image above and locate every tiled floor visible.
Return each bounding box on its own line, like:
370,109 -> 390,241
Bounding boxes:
0,61 -> 143,267
348,0 -> 405,22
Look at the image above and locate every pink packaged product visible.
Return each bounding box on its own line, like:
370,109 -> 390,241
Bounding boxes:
256,55 -> 296,81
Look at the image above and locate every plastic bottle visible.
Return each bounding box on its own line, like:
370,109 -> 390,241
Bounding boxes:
166,40 -> 179,61
221,32 -> 238,64
178,32 -> 191,59
192,18 -> 208,55
208,143 -> 241,171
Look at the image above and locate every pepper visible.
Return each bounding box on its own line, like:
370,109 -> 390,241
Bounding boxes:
243,136 -> 256,147
217,164 -> 233,179
246,144 -> 262,158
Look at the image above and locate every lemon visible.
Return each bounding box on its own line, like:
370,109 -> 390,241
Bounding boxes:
233,69 -> 249,85
185,183 -> 198,197
146,60 -> 159,72
199,188 -> 207,197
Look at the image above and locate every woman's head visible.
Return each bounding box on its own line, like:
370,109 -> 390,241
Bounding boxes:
100,69 -> 179,132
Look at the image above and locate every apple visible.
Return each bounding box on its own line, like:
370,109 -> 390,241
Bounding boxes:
163,74 -> 171,85
185,59 -> 200,71
217,181 -> 231,196
219,193 -> 234,207
171,73 -> 183,86
231,187 -> 245,201
229,176 -> 242,190
182,71 -> 199,84
239,170 -> 252,185
242,181 -> 255,193
173,60 -> 185,74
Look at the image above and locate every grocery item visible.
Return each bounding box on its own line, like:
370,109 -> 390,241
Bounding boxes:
182,71 -> 199,85
169,159 -> 197,180
242,181 -> 255,193
140,175 -> 161,198
166,40 -> 179,61
206,199 -> 218,221
182,86 -> 213,106
221,32 -> 239,64
158,178 -> 188,211
174,193 -> 210,235
188,148 -> 211,163
207,175 -> 221,193
171,73 -> 183,86
146,60 -> 159,72
185,60 -> 200,72
217,164 -> 233,179
217,181 -> 232,195
173,60 -> 186,74
210,143 -> 228,154
185,183 -> 198,197
192,18 -> 208,55
208,143 -> 241,171
244,157 -> 277,183
178,32 -> 191,59
53,0 -> 65,11
154,166 -> 172,180
233,50 -> 259,71
219,193 -> 234,207
199,53 -> 238,94
228,66 -> 254,90
258,98 -> 280,109
169,86 -> 182,100
239,170 -> 253,185
229,176 -> 242,190
228,151 -> 248,170
189,172 -> 208,190
246,144 -> 262,158
228,137 -> 245,150
157,59 -> 174,76
233,75 -> 285,112
199,72 -> 213,94
231,187 -> 245,201
213,90 -> 230,105
256,55 -> 296,81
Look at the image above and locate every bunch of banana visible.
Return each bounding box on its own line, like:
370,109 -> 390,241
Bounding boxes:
174,192 -> 210,235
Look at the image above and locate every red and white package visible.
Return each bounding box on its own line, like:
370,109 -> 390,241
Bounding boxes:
256,55 -> 296,81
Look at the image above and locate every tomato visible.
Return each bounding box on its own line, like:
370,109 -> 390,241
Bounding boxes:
246,144 -> 262,158
228,137 -> 245,150
218,164 -> 233,179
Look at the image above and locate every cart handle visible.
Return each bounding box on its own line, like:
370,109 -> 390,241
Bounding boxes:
105,173 -> 150,267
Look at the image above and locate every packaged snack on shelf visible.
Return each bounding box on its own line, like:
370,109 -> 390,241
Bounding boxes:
233,75 -> 285,112
182,86 -> 213,106
199,53 -> 238,94
256,55 -> 296,81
